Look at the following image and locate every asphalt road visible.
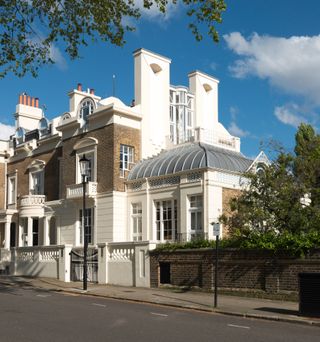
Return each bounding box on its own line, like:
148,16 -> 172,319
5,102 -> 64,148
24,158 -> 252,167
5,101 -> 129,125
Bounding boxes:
0,285 -> 319,342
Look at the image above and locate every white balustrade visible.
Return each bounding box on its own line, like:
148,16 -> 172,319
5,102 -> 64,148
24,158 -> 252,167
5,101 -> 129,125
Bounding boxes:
16,249 -> 35,262
108,244 -> 135,261
39,248 -> 60,262
66,182 -> 97,199
20,195 -> 46,207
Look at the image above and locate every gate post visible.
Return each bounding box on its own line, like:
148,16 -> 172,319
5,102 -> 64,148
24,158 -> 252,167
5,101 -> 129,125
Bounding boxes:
98,243 -> 108,284
10,248 -> 17,275
59,244 -> 72,282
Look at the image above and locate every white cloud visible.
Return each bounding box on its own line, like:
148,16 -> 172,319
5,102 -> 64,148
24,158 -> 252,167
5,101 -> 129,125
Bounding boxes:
228,121 -> 249,137
0,123 -> 15,140
224,32 -> 320,105
227,106 -> 250,137
50,44 -> 67,70
229,105 -> 238,120
274,104 -> 308,128
210,62 -> 217,71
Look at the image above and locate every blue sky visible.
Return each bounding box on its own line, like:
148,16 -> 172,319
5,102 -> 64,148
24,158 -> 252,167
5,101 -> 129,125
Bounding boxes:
1,0 -> 320,158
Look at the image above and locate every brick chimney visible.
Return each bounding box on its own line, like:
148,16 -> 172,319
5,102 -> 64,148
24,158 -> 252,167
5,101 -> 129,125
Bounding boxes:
18,93 -> 39,108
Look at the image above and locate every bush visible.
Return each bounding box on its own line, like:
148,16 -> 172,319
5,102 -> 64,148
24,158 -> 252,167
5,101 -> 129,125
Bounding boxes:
155,230 -> 320,256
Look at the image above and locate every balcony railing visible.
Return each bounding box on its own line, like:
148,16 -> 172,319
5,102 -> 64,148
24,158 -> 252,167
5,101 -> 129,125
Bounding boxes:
66,182 -> 97,199
20,195 -> 46,207
166,127 -> 241,152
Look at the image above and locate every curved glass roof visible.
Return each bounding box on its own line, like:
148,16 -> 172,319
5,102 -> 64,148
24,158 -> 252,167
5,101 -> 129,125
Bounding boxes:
128,143 -> 253,181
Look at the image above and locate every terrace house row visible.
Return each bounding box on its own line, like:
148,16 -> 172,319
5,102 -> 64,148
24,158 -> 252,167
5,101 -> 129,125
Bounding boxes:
0,49 -> 264,284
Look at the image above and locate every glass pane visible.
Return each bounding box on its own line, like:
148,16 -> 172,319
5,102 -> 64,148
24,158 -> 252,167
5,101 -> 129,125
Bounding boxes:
191,213 -> 195,230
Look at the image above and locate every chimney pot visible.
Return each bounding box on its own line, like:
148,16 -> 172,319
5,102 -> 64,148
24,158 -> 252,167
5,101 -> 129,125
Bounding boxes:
90,88 -> 95,95
77,83 -> 82,91
27,96 -> 31,106
23,94 -> 27,105
19,94 -> 23,105
31,97 -> 35,107
35,98 -> 39,108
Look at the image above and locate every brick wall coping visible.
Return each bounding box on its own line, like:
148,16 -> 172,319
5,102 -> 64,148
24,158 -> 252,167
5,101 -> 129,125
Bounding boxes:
150,248 -> 320,259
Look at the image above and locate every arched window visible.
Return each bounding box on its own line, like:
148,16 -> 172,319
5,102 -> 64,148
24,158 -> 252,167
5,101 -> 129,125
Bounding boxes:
79,98 -> 95,123
38,117 -> 50,137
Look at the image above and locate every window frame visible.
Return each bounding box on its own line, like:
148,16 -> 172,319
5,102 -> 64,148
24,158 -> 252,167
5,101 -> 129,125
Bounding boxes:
120,144 -> 134,178
76,149 -> 96,184
169,88 -> 194,144
30,169 -> 44,195
188,195 -> 203,238
78,98 -> 95,126
7,175 -> 17,205
154,199 -> 177,242
131,203 -> 142,241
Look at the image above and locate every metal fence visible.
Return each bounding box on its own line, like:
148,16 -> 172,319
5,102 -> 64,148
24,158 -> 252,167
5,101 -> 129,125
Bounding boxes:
70,248 -> 98,283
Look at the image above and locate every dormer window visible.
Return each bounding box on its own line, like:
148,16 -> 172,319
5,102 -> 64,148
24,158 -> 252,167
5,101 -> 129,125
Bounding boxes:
79,98 -> 95,125
38,117 -> 50,138
15,127 -> 25,145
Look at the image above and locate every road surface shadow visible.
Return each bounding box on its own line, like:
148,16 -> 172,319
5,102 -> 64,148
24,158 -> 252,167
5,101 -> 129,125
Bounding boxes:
0,276 -> 51,295
256,307 -> 298,316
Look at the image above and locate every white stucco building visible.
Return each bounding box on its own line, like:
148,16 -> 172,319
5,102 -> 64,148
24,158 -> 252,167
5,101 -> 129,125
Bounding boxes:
0,48 -> 264,286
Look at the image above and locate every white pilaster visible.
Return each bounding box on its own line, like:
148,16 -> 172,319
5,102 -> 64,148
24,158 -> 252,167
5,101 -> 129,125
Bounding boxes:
27,217 -> 33,246
18,221 -> 24,247
43,217 -> 50,246
4,222 -> 10,249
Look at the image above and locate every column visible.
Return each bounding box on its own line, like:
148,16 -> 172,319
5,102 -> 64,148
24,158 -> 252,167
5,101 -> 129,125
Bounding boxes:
43,217 -> 50,246
4,221 -> 10,249
18,220 -> 24,247
27,217 -> 33,246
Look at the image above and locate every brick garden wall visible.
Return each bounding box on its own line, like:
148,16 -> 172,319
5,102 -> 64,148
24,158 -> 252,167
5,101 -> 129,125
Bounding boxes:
150,249 -> 320,293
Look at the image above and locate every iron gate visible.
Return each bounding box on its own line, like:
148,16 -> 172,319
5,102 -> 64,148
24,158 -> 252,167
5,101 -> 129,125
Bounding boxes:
70,248 -> 98,283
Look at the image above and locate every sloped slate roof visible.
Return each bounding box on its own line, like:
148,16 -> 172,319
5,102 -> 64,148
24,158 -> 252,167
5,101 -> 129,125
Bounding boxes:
128,142 -> 253,180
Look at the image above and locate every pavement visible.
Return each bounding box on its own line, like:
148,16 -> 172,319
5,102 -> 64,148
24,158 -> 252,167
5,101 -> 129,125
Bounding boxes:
1,275 -> 320,327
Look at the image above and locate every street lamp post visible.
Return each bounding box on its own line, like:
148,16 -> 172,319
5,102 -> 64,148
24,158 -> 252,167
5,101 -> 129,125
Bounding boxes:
79,154 -> 90,291
211,221 -> 220,308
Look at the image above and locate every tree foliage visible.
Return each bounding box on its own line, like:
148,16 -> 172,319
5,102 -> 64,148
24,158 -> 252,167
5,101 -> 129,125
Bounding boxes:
0,0 -> 226,78
221,124 -> 320,241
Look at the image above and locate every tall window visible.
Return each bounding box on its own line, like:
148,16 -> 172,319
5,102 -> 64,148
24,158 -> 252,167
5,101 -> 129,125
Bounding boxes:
155,200 -> 177,241
8,176 -> 16,204
30,170 -> 44,195
79,99 -> 94,124
120,144 -> 134,177
132,203 -> 142,241
189,195 -> 203,239
169,89 -> 194,144
79,208 -> 94,244
32,218 -> 39,246
77,152 -> 95,183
